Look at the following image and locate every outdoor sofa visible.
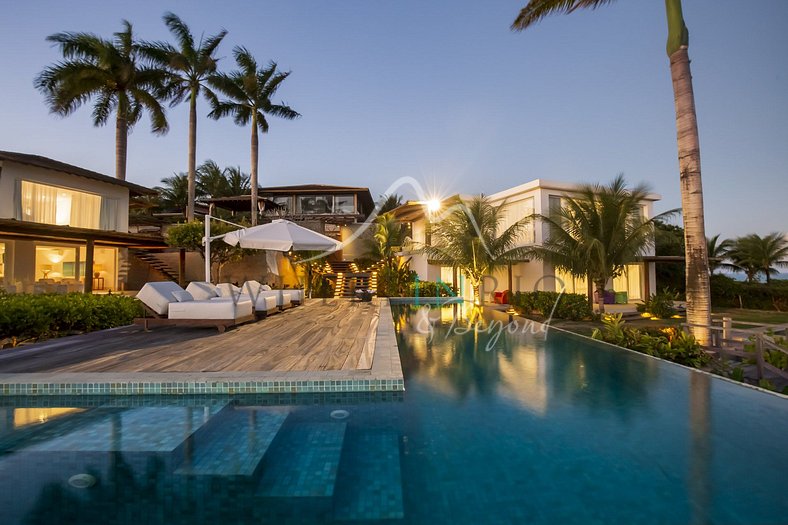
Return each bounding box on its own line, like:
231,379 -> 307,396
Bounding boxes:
186,281 -> 279,317
135,281 -> 255,332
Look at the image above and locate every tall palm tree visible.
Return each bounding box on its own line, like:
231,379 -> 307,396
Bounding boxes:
208,47 -> 300,225
706,234 -> 733,275
35,21 -> 169,180
196,159 -> 229,198
424,196 -> 530,305
512,0 -> 712,342
729,233 -> 788,284
378,193 -> 404,214
527,175 -> 677,313
141,13 -> 227,221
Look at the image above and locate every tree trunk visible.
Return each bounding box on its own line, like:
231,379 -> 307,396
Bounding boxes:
666,0 -> 711,345
472,280 -> 482,306
186,89 -> 197,222
595,279 -> 606,314
250,115 -> 259,226
115,112 -> 128,181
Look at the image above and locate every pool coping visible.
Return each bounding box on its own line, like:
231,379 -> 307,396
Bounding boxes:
0,299 -> 404,396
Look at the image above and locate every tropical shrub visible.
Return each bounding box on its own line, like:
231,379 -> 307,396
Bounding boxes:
592,314 -> 711,368
710,274 -> 788,311
636,288 -> 679,319
510,291 -> 593,321
0,292 -> 144,346
407,280 -> 458,298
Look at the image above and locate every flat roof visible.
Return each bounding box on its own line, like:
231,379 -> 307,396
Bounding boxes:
0,150 -> 157,196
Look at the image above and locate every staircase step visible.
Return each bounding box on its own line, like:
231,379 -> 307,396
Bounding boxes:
176,407 -> 288,476
22,405 -> 225,453
258,421 -> 347,497
332,429 -> 404,521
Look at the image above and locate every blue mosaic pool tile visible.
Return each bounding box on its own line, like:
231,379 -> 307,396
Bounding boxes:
21,406 -> 222,452
176,407 -> 288,476
258,421 -> 347,497
332,428 -> 404,520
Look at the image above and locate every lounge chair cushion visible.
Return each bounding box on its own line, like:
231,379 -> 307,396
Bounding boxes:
242,281 -> 292,307
186,281 -> 220,301
216,283 -> 243,298
261,284 -> 272,291
172,291 -> 194,302
136,282 -> 186,316
168,298 -> 253,320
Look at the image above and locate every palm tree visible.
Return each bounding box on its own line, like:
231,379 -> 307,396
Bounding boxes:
369,212 -> 410,296
224,166 -> 251,196
527,175 -> 676,313
35,21 -> 169,180
512,0 -> 712,342
424,196 -> 530,305
155,173 -> 190,212
378,193 -> 403,214
208,47 -> 300,225
707,234 -> 733,274
196,159 -> 229,198
141,13 -> 227,221
729,233 -> 788,284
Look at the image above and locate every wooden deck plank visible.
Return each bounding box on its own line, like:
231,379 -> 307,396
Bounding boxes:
0,299 -> 381,374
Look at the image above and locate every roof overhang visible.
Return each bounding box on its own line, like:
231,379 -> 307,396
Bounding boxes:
0,219 -> 167,248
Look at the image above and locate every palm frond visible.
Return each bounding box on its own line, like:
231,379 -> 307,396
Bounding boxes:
512,0 -> 617,31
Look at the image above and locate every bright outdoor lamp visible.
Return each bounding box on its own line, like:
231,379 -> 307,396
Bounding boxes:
426,199 -> 441,213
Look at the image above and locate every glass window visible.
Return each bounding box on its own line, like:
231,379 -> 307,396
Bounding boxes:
334,195 -> 355,214
21,181 -> 101,229
0,242 -> 5,280
297,195 -> 332,214
271,196 -> 291,213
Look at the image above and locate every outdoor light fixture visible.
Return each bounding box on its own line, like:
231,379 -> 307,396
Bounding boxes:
426,199 -> 441,214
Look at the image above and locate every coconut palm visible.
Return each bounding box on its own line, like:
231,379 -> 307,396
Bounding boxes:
729,233 -> 788,284
527,175 -> 677,313
155,173 -> 190,212
378,193 -> 403,214
35,21 -> 169,180
196,159 -> 230,198
424,196 -> 530,305
208,47 -> 300,225
369,212 -> 410,296
706,234 -> 734,275
141,13 -> 227,221
224,166 -> 251,196
512,0 -> 712,342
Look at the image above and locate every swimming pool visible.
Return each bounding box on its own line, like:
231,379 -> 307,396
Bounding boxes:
0,303 -> 786,524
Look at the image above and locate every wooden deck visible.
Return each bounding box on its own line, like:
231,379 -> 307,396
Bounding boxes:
0,299 -> 380,374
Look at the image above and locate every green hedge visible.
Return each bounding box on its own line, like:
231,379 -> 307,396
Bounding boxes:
510,291 -> 593,321
710,274 -> 788,310
0,292 -> 144,345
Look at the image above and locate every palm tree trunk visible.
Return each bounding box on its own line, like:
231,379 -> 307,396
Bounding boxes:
115,112 -> 128,181
666,0 -> 711,345
186,90 -> 197,222
595,279 -> 606,314
250,115 -> 259,226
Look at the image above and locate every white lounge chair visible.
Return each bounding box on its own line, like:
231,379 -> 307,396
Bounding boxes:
242,281 -> 294,310
135,281 -> 254,332
186,281 -> 278,317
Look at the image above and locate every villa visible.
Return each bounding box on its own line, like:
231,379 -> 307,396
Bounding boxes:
0,151 -> 166,293
393,178 -> 661,304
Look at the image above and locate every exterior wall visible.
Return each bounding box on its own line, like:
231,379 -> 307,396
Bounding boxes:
340,223 -> 373,261
0,161 -> 130,232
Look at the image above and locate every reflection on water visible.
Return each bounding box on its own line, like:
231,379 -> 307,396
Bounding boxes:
396,303 -> 659,418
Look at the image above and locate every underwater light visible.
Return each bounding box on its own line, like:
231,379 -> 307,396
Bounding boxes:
68,474 -> 96,489
330,409 -> 350,420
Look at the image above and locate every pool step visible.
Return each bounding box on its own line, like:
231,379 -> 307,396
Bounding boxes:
257,421 -> 347,497
19,406 -> 225,453
332,429 -> 404,521
175,406 -> 288,476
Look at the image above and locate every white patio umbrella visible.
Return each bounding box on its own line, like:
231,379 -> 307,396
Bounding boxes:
223,219 -> 341,252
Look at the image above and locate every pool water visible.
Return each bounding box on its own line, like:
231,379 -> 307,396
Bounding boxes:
0,303 -> 786,524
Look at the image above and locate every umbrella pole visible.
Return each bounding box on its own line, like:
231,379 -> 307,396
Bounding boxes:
204,214 -> 212,282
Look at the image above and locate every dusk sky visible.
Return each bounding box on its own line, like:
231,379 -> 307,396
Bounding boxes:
1,0 -> 786,237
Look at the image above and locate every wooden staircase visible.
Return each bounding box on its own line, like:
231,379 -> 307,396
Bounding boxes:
131,249 -> 179,283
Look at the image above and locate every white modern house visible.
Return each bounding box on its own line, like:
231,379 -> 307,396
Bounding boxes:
0,151 -> 165,293
393,179 -> 661,304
